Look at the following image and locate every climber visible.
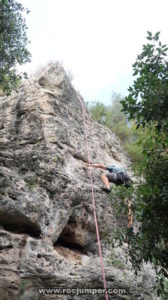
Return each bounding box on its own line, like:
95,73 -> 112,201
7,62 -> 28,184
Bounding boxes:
84,163 -> 133,193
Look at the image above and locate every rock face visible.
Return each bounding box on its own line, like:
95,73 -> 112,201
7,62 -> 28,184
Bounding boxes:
0,63 -> 159,299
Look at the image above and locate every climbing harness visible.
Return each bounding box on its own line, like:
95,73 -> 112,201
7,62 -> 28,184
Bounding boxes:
77,95 -> 109,300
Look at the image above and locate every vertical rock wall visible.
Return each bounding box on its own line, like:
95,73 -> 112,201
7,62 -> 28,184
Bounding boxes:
0,63 -> 159,299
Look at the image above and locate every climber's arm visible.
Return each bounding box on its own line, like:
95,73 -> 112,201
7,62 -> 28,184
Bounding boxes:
84,163 -> 107,170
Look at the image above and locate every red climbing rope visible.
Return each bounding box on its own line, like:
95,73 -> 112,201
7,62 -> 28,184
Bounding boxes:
77,95 -> 109,300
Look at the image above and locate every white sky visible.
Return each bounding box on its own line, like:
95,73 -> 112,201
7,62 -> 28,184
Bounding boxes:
20,0 -> 168,104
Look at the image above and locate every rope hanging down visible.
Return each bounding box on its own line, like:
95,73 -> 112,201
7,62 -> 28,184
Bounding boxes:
77,95 -> 109,300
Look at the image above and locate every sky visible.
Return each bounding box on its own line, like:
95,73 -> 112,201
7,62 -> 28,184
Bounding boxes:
20,0 -> 168,104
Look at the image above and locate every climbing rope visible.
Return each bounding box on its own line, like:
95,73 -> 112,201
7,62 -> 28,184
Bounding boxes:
77,95 -> 109,300
80,100 -> 133,229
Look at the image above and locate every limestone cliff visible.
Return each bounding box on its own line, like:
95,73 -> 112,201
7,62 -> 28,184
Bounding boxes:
0,63 -> 159,299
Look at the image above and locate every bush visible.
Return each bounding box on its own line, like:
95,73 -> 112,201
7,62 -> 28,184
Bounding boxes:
123,143 -> 143,165
89,94 -> 145,166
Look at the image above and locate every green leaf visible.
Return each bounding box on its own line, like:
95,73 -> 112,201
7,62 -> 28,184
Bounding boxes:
147,36 -> 152,41
147,31 -> 152,36
0,0 -> 31,94
133,70 -> 138,76
155,31 -> 160,41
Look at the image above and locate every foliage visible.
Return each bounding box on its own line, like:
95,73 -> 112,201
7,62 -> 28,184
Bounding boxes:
89,101 -> 106,124
107,249 -> 125,270
25,178 -> 38,190
123,143 -> 142,165
89,94 -> 144,166
121,31 -> 168,131
20,279 -> 28,294
120,31 -> 168,296
89,93 -> 127,128
0,0 -> 31,94
109,185 -> 135,237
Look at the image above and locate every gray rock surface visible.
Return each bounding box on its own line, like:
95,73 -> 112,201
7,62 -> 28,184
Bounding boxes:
0,63 -> 160,299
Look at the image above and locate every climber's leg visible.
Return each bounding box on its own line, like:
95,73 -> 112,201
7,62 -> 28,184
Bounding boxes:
101,173 -> 111,189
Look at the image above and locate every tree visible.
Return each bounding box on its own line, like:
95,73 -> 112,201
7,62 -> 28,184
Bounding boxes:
121,31 -> 168,131
0,0 -> 31,94
89,93 -> 128,138
120,32 -> 168,296
89,101 -> 106,124
89,94 -> 144,165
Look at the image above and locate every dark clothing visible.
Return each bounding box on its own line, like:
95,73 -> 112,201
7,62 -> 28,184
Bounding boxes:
106,165 -> 132,187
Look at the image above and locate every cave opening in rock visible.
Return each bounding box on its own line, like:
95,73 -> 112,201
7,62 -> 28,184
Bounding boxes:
54,219 -> 87,254
0,245 -> 13,250
0,213 -> 41,238
55,238 -> 84,252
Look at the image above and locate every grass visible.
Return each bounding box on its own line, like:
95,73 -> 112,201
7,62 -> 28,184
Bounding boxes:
20,279 -> 28,294
107,250 -> 125,270
25,178 -> 38,190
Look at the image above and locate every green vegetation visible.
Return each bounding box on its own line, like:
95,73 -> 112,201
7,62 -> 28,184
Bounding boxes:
89,93 -> 144,168
90,32 -> 168,296
121,31 -> 168,132
25,178 -> 38,190
34,277 -> 43,286
125,297 -> 131,300
107,249 -> 125,270
19,277 -> 43,296
20,279 -> 28,294
0,0 -> 31,94
111,32 -> 168,297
